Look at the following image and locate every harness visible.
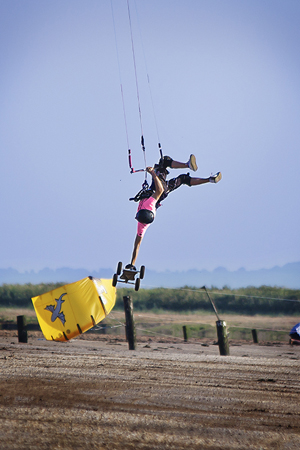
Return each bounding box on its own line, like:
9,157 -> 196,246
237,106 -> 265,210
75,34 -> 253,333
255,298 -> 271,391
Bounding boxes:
129,182 -> 153,203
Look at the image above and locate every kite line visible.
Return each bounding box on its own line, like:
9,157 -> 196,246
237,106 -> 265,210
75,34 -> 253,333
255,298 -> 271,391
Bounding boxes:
110,0 -> 163,186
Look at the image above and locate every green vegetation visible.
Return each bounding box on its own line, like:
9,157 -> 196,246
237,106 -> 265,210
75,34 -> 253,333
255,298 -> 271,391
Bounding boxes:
0,283 -> 65,308
0,283 -> 299,315
116,286 -> 300,315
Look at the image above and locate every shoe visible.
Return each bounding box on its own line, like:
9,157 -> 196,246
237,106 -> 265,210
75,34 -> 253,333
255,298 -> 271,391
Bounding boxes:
209,172 -> 222,183
125,264 -> 137,271
188,154 -> 198,172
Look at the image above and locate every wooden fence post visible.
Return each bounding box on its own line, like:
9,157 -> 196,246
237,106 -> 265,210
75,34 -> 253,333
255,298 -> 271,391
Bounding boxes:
216,320 -> 229,356
252,329 -> 258,343
182,325 -> 188,342
17,315 -> 28,343
123,296 -> 136,350
202,287 -> 229,356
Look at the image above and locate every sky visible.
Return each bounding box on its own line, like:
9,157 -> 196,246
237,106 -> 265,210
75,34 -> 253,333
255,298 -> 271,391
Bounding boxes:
0,0 -> 299,274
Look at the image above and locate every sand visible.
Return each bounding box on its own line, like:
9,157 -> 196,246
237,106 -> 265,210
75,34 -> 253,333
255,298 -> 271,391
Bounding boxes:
0,329 -> 299,450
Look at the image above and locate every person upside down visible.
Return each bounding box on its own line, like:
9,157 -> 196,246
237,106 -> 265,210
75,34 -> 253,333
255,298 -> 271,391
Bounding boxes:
126,154 -> 222,270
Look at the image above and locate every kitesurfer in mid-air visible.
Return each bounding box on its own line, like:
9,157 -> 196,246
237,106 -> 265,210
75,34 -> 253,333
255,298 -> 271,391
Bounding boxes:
126,154 -> 222,270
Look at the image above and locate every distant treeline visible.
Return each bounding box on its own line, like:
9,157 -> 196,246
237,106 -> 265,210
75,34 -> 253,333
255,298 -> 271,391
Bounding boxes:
0,283 -> 299,315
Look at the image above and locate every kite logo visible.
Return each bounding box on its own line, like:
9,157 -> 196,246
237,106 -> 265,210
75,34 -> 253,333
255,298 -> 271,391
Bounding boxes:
45,293 -> 67,325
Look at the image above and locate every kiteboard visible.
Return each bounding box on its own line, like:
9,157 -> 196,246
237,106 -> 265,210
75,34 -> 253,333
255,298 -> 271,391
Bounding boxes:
112,261 -> 145,291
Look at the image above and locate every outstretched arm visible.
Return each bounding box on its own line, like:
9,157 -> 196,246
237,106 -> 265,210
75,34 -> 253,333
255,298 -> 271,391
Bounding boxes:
146,166 -> 164,200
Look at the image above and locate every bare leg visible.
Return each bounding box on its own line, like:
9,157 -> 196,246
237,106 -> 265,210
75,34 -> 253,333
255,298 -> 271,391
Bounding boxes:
170,160 -> 189,169
190,177 -> 210,186
170,154 -> 197,172
131,234 -> 142,266
190,171 -> 221,185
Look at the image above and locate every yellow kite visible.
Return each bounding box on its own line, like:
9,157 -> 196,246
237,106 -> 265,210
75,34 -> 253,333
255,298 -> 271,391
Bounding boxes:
32,277 -> 116,341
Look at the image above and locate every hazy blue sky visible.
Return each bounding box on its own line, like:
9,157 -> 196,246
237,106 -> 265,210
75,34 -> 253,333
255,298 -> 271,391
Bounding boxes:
0,0 -> 299,274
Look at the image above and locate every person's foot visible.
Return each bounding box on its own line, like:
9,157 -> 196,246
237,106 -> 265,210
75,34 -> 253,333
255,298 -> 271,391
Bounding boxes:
209,172 -> 222,183
125,264 -> 137,271
188,154 -> 198,171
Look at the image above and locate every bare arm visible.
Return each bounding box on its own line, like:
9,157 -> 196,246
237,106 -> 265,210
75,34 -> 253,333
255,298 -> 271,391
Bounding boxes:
146,167 -> 164,200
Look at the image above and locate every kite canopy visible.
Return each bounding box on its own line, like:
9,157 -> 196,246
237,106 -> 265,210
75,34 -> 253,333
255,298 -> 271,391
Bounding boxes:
32,277 -> 116,341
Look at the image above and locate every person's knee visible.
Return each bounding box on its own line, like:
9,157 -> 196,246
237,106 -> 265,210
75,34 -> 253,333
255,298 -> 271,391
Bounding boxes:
156,156 -> 173,170
178,173 -> 192,186
163,156 -> 173,167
